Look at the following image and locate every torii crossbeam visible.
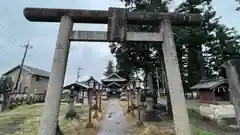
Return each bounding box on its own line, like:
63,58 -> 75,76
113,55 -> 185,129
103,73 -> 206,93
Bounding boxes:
23,7 -> 202,135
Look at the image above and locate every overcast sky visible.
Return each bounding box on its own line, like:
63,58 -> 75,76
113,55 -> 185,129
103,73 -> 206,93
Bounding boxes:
0,0 -> 239,85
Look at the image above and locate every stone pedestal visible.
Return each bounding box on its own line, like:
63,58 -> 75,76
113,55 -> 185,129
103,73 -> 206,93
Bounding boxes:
145,97 -> 153,111
144,97 -> 162,122
139,105 -> 146,123
65,98 -> 76,119
144,110 -> 162,122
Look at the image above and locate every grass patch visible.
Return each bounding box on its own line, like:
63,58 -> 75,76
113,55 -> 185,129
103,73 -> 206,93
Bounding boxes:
0,101 -> 108,135
192,126 -> 215,135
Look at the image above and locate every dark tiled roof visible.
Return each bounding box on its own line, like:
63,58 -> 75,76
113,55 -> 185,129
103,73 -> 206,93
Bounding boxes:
101,73 -> 127,82
63,81 -> 89,90
84,76 -> 101,84
3,65 -> 50,78
190,77 -> 227,90
23,65 -> 50,77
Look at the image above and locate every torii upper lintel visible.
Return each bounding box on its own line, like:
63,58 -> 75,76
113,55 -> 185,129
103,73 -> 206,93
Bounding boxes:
24,7 -> 202,26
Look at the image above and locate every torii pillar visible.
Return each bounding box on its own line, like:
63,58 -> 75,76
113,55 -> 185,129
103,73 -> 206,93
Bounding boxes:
38,16 -> 73,135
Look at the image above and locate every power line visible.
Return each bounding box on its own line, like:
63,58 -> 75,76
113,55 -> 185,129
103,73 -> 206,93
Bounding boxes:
14,41 -> 33,92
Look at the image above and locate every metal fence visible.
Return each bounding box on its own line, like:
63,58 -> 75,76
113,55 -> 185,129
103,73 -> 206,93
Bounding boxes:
0,92 -> 46,110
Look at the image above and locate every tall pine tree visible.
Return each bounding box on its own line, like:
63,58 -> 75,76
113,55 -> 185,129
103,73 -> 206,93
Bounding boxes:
115,0 -> 240,100
104,60 -> 115,77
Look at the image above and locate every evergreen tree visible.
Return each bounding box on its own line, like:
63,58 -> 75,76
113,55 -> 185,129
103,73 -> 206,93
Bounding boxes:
115,0 -> 240,112
175,0 -> 217,90
0,76 -> 13,92
112,0 -> 170,75
207,25 -> 240,75
113,0 -> 172,114
103,60 -> 115,77
236,0 -> 240,10
0,76 -> 13,111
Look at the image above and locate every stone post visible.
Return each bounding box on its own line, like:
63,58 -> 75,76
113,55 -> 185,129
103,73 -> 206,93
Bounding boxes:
39,16 -> 73,135
130,90 -> 134,116
98,90 -> 102,112
137,105 -> 145,126
137,88 -> 141,119
86,89 -> 94,128
82,89 -> 84,104
127,90 -> 130,113
93,89 -> 99,118
145,97 -> 153,111
160,19 -> 191,135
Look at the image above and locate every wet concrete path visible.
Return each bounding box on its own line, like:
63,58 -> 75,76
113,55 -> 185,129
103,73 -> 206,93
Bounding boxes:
98,99 -> 130,135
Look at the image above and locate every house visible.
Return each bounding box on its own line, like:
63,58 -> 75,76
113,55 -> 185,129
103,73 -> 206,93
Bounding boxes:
190,77 -> 236,124
101,73 -> 128,97
2,65 -> 50,96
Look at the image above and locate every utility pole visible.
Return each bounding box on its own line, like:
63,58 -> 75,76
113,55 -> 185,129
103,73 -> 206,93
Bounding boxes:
76,67 -> 83,82
14,41 -> 33,92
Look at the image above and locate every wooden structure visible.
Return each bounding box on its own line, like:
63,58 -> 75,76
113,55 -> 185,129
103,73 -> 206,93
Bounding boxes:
84,76 -> 101,98
23,7 -> 202,135
191,77 -> 237,124
101,73 -> 128,97
191,77 -> 230,104
63,81 -> 89,103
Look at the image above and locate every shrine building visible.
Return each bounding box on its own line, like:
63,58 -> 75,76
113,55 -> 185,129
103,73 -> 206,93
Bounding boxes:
101,73 -> 128,97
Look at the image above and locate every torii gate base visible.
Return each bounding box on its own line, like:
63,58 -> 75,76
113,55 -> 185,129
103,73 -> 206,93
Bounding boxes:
23,7 -> 202,135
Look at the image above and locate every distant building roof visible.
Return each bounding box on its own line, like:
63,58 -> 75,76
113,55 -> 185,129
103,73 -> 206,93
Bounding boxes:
2,65 -> 50,78
190,77 -> 228,90
75,82 -> 89,88
101,73 -> 127,82
63,81 -> 89,90
84,76 -> 101,85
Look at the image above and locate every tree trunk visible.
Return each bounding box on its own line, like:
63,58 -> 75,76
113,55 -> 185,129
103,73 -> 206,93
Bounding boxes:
146,73 -> 154,110
151,76 -> 158,106
187,46 -> 202,93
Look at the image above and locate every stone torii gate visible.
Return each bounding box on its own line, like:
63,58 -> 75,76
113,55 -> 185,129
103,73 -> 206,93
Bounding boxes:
23,7 -> 202,135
